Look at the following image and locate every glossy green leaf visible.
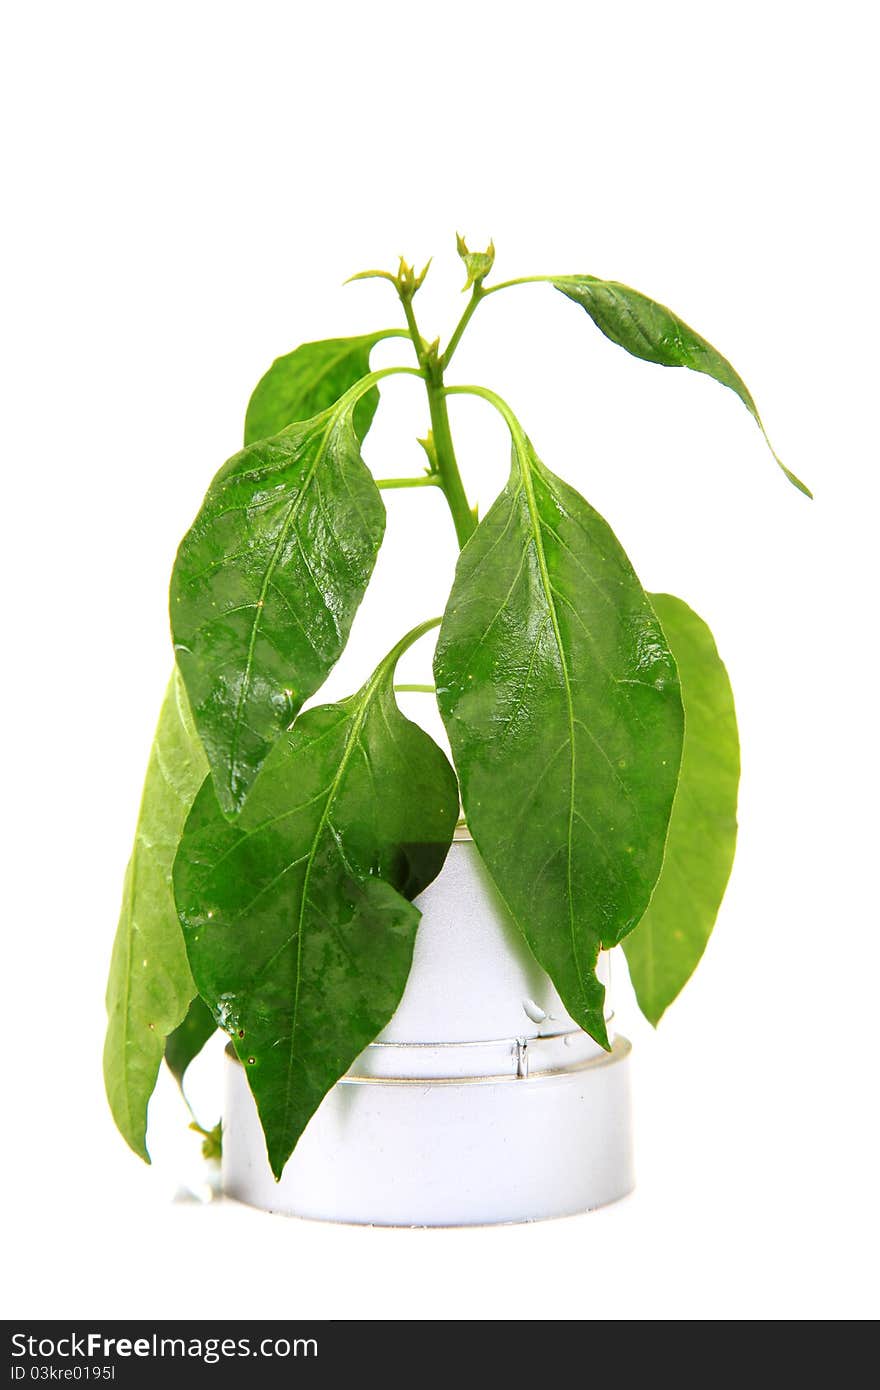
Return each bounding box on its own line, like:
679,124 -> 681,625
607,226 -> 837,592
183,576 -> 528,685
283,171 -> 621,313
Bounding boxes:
171,396 -> 386,816
554,275 -> 811,497
174,622 -> 459,1178
623,593 -> 740,1024
164,994 -> 216,1087
244,332 -> 400,447
103,671 -> 208,1160
435,431 -> 684,1047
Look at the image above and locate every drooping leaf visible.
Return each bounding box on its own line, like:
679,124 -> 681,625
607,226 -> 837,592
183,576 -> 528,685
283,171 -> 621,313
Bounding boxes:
243,332 -> 400,447
171,396 -> 386,816
164,994 -> 216,1087
623,593 -> 740,1024
174,622 -> 459,1178
554,275 -> 811,497
103,671 -> 208,1160
435,433 -> 683,1048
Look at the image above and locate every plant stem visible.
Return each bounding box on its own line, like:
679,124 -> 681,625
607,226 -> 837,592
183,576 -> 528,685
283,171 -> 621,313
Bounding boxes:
424,375 -> 476,548
393,683 -> 436,693
443,383 -> 527,449
180,1086 -> 214,1139
396,288 -> 476,551
482,274 -> 558,297
399,294 -> 426,356
335,363 -> 424,412
383,616 -> 443,669
376,475 -> 440,489
441,286 -> 484,369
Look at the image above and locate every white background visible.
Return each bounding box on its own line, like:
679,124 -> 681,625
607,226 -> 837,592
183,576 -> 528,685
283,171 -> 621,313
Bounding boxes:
2,0 -> 878,1321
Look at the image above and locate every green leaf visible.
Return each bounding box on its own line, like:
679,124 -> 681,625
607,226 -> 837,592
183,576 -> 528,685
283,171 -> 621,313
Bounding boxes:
623,593 -> 740,1025
456,233 -> 495,290
554,276 -> 811,497
103,671 -> 208,1160
244,332 -> 399,447
434,430 -> 684,1048
171,394 -> 386,816
174,621 -> 459,1178
164,994 -> 216,1087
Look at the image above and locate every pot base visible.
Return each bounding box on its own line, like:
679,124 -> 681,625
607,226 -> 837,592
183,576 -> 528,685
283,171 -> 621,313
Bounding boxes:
222,1036 -> 634,1226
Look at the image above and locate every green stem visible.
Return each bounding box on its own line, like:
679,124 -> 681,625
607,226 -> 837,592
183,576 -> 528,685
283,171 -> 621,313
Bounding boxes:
383,616 -> 442,671
334,363 -> 423,414
395,288 -> 476,551
443,383 -> 528,452
180,1087 -> 214,1138
441,286 -> 484,369
425,376 -> 476,548
482,275 -> 558,297
393,683 -> 436,693
399,294 -> 427,358
376,475 -> 440,490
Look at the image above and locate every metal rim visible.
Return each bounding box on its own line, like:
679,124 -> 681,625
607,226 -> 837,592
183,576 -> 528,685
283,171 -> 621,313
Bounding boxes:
224,1035 -> 630,1087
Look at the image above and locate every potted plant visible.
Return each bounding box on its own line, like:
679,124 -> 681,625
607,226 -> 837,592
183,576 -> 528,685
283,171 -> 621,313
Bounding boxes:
104,236 -> 807,1224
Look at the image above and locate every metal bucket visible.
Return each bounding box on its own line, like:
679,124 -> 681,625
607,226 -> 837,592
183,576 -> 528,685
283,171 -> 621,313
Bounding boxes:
222,828 -> 634,1225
